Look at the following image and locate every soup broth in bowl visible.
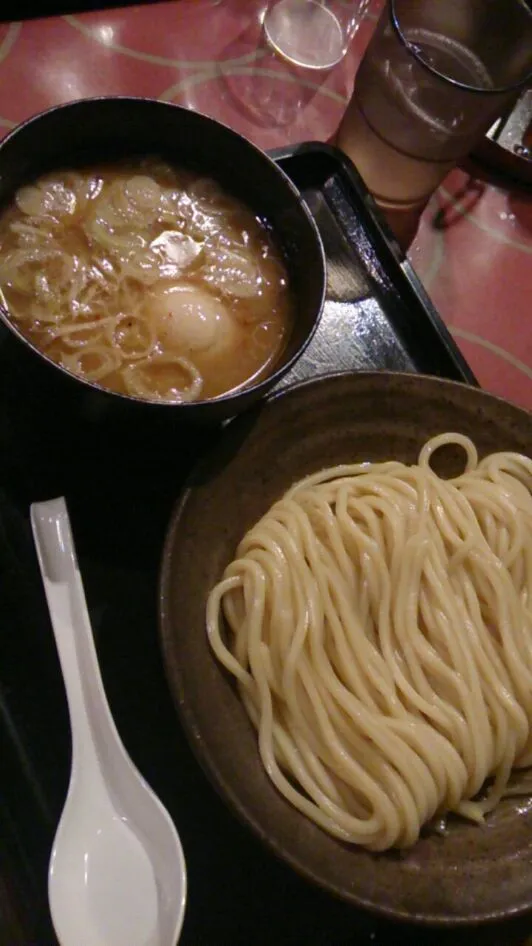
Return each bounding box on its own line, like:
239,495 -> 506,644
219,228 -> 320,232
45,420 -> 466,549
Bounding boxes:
0,158 -> 293,404
0,98 -> 325,422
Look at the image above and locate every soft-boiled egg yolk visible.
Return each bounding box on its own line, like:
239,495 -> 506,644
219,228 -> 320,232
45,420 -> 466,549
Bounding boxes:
150,284 -> 237,354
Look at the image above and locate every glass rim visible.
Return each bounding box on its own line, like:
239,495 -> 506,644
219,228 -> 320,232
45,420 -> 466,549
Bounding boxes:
389,0 -> 532,96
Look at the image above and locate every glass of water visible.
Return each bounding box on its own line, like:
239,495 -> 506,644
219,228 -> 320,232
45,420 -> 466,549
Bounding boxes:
263,0 -> 371,71
336,0 -> 532,220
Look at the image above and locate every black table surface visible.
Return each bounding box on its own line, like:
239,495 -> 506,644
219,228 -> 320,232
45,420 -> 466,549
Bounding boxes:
3,0 -> 167,23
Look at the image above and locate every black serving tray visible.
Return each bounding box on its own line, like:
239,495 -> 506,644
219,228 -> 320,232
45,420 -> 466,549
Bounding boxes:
271,143 -> 475,389
3,144 -> 521,946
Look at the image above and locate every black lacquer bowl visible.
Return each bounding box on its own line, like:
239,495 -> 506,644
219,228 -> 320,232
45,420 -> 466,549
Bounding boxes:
0,96 -> 325,424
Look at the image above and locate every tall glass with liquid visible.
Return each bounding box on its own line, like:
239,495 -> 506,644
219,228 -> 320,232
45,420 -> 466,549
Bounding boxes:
336,0 -> 532,240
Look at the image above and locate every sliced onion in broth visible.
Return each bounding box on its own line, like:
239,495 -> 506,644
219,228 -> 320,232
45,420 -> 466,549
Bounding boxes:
108,179 -> 160,227
9,220 -> 57,246
117,250 -> 162,286
16,181 -> 76,218
47,314 -> 117,347
203,248 -> 262,299
85,215 -> 148,253
124,176 -> 162,211
60,346 -> 121,381
106,312 -> 158,360
187,178 -> 239,216
123,355 -> 203,403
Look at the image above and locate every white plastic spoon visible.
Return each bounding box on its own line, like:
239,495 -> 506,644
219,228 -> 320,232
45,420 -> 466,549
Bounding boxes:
31,497 -> 186,946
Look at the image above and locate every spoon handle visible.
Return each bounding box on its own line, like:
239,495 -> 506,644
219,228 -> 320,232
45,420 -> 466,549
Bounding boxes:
31,497 -> 119,771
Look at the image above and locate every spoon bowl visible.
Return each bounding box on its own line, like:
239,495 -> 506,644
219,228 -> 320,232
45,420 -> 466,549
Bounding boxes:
31,497 -> 186,946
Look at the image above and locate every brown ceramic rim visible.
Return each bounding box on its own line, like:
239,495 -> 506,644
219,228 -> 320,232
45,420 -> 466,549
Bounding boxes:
159,371 -> 532,927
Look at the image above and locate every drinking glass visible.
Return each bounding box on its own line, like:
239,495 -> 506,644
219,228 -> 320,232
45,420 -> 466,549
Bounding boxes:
336,0 -> 532,213
263,0 -> 371,70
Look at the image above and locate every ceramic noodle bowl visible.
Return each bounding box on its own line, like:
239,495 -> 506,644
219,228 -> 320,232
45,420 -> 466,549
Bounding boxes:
160,371 -> 532,926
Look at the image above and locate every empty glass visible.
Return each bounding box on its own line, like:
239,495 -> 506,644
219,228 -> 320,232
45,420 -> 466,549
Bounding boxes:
263,0 -> 371,70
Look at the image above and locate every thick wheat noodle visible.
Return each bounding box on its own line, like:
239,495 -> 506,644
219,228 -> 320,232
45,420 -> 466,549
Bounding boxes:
206,433 -> 532,850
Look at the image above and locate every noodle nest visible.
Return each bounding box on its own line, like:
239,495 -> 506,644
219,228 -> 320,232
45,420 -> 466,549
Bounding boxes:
207,433 -> 532,851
